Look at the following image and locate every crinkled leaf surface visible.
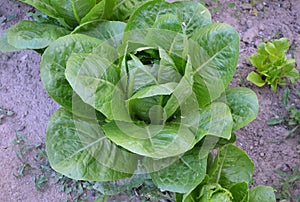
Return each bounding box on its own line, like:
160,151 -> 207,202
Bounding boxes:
217,87 -> 258,130
74,21 -> 126,48
190,23 -> 240,107
249,186 -> 276,202
46,108 -> 138,181
7,21 -> 70,50
40,34 -> 102,112
209,144 -> 254,189
20,0 -> 96,28
125,0 -> 211,36
112,0 -> 152,21
150,146 -> 207,193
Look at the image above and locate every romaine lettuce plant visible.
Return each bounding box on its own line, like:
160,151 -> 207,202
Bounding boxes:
1,0 -> 276,200
247,38 -> 299,92
0,0 -> 150,53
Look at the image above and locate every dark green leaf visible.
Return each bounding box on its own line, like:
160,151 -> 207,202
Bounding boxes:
217,87 -> 259,130
209,144 -> 254,188
190,23 -> 240,107
229,182 -> 249,202
40,34 -> 102,111
150,146 -> 207,193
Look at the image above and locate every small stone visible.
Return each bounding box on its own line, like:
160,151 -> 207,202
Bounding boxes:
259,152 -> 265,157
250,145 -> 254,150
259,139 -> 264,145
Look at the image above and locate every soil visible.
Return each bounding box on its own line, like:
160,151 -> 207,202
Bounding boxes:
0,0 -> 299,201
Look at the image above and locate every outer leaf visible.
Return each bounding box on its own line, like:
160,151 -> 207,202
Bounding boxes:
7,21 -> 70,50
46,108 -> 137,181
150,146 -> 207,193
247,71 -> 266,87
40,34 -> 102,111
248,186 -> 276,202
229,182 -> 249,202
73,21 -> 126,48
0,30 -> 21,53
112,0 -> 152,21
102,121 -> 196,159
190,23 -> 240,107
217,87 -> 259,130
65,53 -> 121,120
125,0 -> 211,37
209,144 -> 254,189
20,0 -> 72,28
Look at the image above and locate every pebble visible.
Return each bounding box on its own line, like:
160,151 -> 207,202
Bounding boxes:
259,152 -> 265,157
256,3 -> 264,11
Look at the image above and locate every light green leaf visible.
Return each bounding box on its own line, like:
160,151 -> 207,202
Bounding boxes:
247,71 -> 266,87
209,144 -> 254,188
191,23 -> 240,107
73,21 -> 126,48
40,34 -> 102,111
7,21 -> 70,50
217,87 -> 259,130
65,53 -> 122,120
248,186 -> 276,202
150,146 -> 207,193
46,108 -> 137,181
0,30 -> 21,53
125,0 -> 211,37
129,82 -> 177,100
102,121 -> 196,159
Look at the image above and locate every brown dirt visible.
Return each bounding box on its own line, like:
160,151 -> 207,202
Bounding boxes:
0,0 -> 299,201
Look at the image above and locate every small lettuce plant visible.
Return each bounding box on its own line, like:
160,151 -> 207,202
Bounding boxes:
247,38 -> 299,92
1,0 -> 276,201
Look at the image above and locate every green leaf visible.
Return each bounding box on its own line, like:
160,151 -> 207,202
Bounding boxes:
248,186 -> 276,202
267,118 -> 284,125
198,184 -> 233,202
46,108 -> 137,181
20,0 -> 95,28
125,1 -> 211,37
209,144 -> 254,188
73,21 -> 126,48
150,146 -> 207,193
229,182 -> 249,202
247,71 -> 266,87
0,30 -> 21,53
217,87 -> 259,130
72,0 -> 97,23
80,0 -> 117,23
102,121 -> 196,159
112,0 -> 153,21
65,53 -> 122,120
6,21 -> 70,50
40,34 -> 102,111
190,23 -> 240,107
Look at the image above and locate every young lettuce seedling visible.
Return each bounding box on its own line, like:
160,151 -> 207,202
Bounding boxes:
247,38 -> 299,92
